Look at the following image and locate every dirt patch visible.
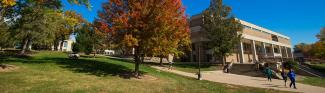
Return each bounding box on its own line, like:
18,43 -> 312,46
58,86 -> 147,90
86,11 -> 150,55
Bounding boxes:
226,84 -> 239,89
0,64 -> 19,72
132,75 -> 159,81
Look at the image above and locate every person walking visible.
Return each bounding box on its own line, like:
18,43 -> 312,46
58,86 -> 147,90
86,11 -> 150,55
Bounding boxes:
168,61 -> 173,70
281,69 -> 288,87
168,54 -> 174,70
264,65 -> 273,82
288,69 -> 297,89
223,63 -> 229,73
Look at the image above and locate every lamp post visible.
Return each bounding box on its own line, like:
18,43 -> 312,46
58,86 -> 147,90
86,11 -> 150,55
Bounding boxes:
198,41 -> 202,80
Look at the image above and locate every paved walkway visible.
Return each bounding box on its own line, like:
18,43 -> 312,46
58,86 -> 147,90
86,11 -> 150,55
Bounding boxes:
152,66 -> 325,93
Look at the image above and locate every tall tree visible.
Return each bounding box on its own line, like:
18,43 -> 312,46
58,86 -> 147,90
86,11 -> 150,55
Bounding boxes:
0,18 -> 13,50
317,27 -> 325,42
1,0 -> 90,8
97,0 -> 190,77
75,23 -> 105,55
202,0 -> 243,65
55,10 -> 85,51
8,0 -> 63,54
0,0 -> 16,7
294,43 -> 312,59
310,42 -> 325,59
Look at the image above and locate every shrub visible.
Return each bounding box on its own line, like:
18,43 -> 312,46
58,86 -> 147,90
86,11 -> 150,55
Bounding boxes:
84,45 -> 93,55
72,43 -> 80,53
283,60 -> 299,70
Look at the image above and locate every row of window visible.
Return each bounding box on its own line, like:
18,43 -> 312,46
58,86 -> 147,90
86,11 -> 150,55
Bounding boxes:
243,43 -> 291,54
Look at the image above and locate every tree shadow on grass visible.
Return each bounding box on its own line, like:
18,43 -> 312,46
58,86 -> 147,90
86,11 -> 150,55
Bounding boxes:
43,58 -> 146,79
173,64 -> 219,69
1,56 -> 145,79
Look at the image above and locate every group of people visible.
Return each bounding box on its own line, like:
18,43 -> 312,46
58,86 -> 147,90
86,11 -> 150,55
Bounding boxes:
264,66 -> 297,89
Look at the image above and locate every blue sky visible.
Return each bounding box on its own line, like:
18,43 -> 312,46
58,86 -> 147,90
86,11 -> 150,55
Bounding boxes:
63,0 -> 325,46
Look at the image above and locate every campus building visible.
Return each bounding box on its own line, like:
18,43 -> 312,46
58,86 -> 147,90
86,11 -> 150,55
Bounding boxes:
52,39 -> 74,52
190,14 -> 293,64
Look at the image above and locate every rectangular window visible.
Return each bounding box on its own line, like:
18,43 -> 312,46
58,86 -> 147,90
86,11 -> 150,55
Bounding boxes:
266,47 -> 271,53
255,45 -> 263,53
243,43 -> 251,53
274,47 -> 279,53
63,42 -> 68,47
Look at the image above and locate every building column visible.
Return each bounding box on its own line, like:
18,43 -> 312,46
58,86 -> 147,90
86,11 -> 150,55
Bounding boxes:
262,43 -> 267,57
239,41 -> 245,63
251,40 -> 258,62
271,44 -> 275,58
285,47 -> 289,58
279,46 -> 282,57
279,46 -> 283,62
289,48 -> 294,58
291,48 -> 294,61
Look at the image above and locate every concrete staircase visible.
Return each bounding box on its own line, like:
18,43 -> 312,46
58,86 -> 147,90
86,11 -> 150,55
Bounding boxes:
229,64 -> 265,77
229,63 -> 283,79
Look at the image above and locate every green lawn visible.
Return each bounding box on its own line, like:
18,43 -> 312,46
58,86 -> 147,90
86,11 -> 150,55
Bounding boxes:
0,51 -> 290,93
298,76 -> 325,88
172,63 -> 221,73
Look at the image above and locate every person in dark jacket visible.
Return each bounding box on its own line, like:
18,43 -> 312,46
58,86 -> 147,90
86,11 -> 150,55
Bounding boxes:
288,69 -> 297,89
281,69 -> 288,87
265,66 -> 273,82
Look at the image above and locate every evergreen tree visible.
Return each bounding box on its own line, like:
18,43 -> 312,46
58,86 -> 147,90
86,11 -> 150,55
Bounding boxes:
75,23 -> 105,55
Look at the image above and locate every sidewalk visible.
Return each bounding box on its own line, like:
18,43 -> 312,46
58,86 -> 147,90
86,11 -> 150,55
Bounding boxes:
152,66 -> 325,93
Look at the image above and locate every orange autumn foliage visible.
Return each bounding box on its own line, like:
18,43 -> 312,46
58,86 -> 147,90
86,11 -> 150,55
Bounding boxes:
96,0 -> 190,76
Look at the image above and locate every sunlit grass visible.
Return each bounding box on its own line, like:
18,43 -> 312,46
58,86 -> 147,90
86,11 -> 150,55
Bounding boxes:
0,51 -> 290,93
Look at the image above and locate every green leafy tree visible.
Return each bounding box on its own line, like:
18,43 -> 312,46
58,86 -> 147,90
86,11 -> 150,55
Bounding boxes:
55,10 -> 85,51
8,0 -> 63,54
202,0 -> 243,65
0,19 -> 14,50
72,43 -> 80,53
75,23 -> 105,55
283,60 -> 299,70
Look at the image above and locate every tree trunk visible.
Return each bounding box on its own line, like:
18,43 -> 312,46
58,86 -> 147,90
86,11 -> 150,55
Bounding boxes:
93,49 -> 96,57
26,39 -> 32,51
160,56 -> 163,66
134,55 -> 141,78
141,54 -> 144,63
221,55 -> 225,66
134,48 -> 141,78
53,39 -> 59,51
20,38 -> 29,54
223,56 -> 226,65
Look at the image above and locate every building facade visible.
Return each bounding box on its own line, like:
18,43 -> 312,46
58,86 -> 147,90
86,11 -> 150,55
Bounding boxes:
52,39 -> 74,52
190,14 -> 293,64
